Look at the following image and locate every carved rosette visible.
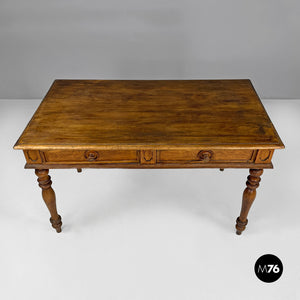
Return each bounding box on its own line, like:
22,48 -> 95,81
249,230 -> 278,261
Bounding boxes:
197,150 -> 213,162
84,150 -> 99,161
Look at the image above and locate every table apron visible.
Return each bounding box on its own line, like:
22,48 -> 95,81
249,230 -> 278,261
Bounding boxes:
23,149 -> 274,169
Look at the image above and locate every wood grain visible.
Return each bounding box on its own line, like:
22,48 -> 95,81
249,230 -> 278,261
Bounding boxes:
23,148 -> 272,168
35,169 -> 62,233
157,149 -> 256,163
14,80 -> 284,150
236,169 -> 263,235
14,80 -> 285,234
42,149 -> 139,163
27,162 -> 273,169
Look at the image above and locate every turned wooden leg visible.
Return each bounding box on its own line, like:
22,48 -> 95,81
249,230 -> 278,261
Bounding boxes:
35,169 -> 62,233
236,169 -> 263,235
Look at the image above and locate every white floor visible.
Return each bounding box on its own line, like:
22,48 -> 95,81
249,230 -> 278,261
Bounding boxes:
0,99 -> 299,300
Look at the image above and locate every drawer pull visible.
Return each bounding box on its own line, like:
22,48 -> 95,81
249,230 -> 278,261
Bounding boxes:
197,150 -> 213,162
84,150 -> 99,161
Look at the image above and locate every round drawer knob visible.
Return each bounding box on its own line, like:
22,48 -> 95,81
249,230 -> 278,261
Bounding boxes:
84,150 -> 99,161
197,150 -> 213,162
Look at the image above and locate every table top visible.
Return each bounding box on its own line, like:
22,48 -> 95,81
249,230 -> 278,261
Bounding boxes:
14,79 -> 284,150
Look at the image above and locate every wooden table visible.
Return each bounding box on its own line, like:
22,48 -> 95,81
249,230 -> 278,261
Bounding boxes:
14,80 -> 284,234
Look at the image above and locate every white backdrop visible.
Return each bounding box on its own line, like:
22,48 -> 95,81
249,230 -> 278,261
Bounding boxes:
0,99 -> 299,299
1,0 -> 299,99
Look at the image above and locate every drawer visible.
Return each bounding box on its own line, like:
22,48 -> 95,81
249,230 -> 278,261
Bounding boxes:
41,150 -> 139,164
24,148 -> 273,167
157,149 -> 256,164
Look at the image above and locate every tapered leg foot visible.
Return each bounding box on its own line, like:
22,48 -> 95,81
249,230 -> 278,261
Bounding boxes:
236,217 -> 248,235
235,169 -> 263,235
35,169 -> 62,233
50,215 -> 62,233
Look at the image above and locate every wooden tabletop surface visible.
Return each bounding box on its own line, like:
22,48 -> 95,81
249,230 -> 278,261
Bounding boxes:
14,79 -> 284,150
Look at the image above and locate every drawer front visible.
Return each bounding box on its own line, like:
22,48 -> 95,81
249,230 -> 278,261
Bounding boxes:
157,149 -> 256,163
42,150 -> 139,164
24,148 -> 273,167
